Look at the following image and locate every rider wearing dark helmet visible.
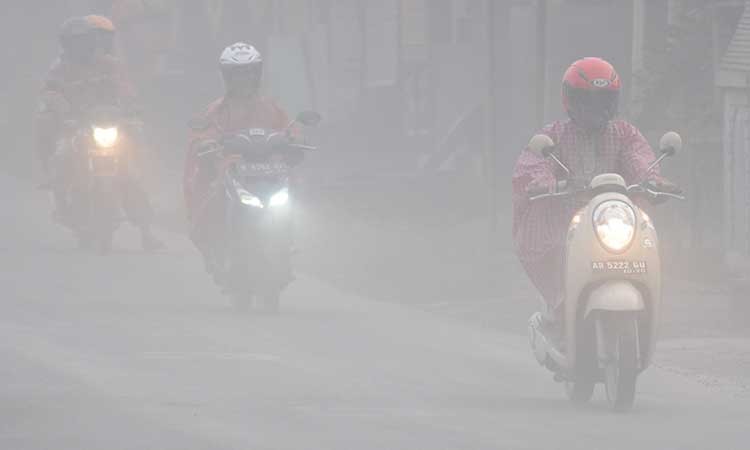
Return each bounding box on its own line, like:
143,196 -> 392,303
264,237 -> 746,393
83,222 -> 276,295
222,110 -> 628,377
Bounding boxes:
36,16 -> 163,251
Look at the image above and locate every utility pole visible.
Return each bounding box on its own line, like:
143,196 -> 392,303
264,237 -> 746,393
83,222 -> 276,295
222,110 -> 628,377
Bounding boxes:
487,0 -> 511,239
488,0 -> 498,237
536,0 -> 548,128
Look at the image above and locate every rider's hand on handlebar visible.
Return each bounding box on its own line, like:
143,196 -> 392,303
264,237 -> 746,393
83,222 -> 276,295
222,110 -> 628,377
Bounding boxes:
526,179 -> 554,197
646,178 -> 682,195
527,178 -> 569,197
267,132 -> 291,149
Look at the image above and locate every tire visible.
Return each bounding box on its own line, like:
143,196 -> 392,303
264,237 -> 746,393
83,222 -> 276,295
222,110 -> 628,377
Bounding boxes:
77,232 -> 95,251
91,184 -> 116,255
566,316 -> 597,404
602,314 -> 639,412
565,380 -> 595,404
96,231 -> 113,255
259,290 -> 280,314
230,292 -> 252,313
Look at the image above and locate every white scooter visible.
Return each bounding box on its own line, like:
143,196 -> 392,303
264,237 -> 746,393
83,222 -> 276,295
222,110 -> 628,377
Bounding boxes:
527,131 -> 684,411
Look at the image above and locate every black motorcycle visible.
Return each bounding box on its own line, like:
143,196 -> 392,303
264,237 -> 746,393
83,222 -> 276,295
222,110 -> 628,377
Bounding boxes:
195,111 -> 321,312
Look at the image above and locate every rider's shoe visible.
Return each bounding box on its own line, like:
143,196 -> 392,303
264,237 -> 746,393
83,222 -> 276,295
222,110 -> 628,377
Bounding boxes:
52,208 -> 73,228
141,232 -> 166,252
530,311 -> 565,352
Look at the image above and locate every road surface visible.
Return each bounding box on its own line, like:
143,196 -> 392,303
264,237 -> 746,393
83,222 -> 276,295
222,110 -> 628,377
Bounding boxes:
1,176 -> 747,450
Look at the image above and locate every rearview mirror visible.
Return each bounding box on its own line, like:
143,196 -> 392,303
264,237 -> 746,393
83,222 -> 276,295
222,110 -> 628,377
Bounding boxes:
659,131 -> 682,157
296,110 -> 322,127
528,134 -> 555,157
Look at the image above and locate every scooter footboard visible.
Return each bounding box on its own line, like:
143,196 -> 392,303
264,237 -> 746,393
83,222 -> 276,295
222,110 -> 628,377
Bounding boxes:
584,281 -> 644,318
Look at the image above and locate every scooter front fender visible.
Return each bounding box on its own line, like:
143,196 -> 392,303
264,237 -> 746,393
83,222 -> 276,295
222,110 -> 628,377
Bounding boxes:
584,281 -> 644,318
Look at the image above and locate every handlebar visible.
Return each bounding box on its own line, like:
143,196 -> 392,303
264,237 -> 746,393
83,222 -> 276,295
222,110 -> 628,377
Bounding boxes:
626,184 -> 686,201
528,190 -> 573,202
528,182 -> 685,203
196,133 -> 318,161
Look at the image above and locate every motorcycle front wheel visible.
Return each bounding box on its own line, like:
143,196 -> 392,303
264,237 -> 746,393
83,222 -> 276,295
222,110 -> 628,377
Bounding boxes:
91,181 -> 117,255
599,313 -> 639,412
258,290 -> 280,314
565,315 -> 597,404
230,291 -> 252,313
94,230 -> 113,255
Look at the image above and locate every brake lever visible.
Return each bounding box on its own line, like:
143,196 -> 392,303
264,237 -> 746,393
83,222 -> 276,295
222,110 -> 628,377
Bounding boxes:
289,143 -> 317,151
197,147 -> 221,158
646,189 -> 685,201
529,191 -> 571,202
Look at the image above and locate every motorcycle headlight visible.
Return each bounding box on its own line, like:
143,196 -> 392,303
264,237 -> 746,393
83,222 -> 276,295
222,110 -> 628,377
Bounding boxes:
593,200 -> 636,253
269,188 -> 289,207
93,127 -> 119,148
239,190 -> 264,208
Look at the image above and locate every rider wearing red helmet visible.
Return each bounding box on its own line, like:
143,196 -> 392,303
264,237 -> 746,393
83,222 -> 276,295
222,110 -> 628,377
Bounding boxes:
512,57 -> 680,337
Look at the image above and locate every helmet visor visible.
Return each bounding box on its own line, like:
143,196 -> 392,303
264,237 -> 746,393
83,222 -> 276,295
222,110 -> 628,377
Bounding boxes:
567,88 -> 619,130
62,34 -> 98,63
222,64 -> 263,96
95,30 -> 115,56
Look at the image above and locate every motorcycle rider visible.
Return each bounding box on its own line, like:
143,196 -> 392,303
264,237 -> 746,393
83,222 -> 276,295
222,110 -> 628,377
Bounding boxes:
36,16 -> 164,251
512,57 -> 681,346
184,42 -> 294,271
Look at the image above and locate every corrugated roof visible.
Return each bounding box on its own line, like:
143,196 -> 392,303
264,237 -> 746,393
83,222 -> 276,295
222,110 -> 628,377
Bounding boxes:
721,1 -> 750,74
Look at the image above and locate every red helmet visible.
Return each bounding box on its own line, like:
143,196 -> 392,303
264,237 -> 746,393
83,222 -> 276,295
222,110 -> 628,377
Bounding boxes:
562,57 -> 621,130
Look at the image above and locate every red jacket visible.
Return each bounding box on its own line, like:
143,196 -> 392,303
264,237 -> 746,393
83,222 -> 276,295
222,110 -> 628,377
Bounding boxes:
36,55 -> 137,162
39,54 -> 136,116
184,95 -> 290,215
512,119 -> 662,304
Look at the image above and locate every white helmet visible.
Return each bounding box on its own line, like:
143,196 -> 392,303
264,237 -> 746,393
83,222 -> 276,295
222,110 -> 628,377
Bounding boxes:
220,42 -> 262,68
220,42 -> 263,96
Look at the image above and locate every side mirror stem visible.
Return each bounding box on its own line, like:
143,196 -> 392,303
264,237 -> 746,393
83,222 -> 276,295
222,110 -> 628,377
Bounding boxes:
642,152 -> 669,182
283,119 -> 298,133
547,153 -> 571,179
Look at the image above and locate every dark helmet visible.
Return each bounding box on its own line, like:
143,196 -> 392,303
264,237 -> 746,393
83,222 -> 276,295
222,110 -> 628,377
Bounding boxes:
85,15 -> 116,56
58,17 -> 98,63
561,57 -> 621,131
219,42 -> 264,97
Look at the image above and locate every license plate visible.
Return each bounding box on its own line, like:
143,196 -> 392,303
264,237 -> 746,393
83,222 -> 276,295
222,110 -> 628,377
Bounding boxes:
239,162 -> 288,175
592,260 -> 648,275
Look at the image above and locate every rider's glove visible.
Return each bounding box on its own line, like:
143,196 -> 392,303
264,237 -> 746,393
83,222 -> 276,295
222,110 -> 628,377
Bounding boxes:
526,178 -> 554,197
647,178 -> 682,195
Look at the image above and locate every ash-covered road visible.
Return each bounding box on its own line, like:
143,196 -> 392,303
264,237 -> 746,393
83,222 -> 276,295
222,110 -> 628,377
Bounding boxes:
0,176 -> 747,450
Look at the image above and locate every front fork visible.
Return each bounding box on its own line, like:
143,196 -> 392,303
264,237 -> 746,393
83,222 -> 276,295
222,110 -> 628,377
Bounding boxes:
595,312 -> 642,371
223,199 -> 293,290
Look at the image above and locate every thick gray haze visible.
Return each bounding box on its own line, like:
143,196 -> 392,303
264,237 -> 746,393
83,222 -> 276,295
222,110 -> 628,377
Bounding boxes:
0,1 -> 749,449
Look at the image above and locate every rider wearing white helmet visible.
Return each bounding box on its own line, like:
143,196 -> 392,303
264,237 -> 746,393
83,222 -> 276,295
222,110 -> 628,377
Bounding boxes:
219,42 -> 264,97
184,43 -> 292,262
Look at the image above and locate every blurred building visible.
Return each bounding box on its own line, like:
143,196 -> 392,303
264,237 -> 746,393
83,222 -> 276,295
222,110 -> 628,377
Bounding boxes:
2,0 -> 748,274
717,0 -> 750,277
